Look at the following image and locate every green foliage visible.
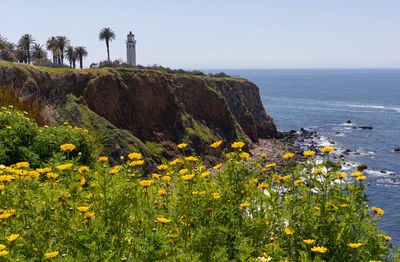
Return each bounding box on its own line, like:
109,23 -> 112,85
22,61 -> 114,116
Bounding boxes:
0,106 -> 94,167
0,139 -> 395,261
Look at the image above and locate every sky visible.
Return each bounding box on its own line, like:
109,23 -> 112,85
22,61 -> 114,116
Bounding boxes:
1,0 -> 400,69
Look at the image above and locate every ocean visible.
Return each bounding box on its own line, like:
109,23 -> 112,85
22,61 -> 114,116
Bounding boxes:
207,69 -> 400,247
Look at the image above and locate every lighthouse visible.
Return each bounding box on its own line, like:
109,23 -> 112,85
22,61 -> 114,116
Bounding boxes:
126,31 -> 136,66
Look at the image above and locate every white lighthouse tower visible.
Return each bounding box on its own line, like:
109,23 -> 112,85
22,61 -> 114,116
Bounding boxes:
126,31 -> 136,66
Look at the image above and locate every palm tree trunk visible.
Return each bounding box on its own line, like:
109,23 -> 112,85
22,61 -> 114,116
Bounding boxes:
73,59 -> 76,69
80,57 -> 83,69
106,40 -> 110,62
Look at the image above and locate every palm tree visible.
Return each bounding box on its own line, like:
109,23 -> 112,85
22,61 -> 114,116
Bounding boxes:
18,34 -> 35,64
74,46 -> 88,69
0,35 -> 16,62
46,37 -> 58,64
99,27 -> 115,62
65,46 -> 77,68
56,36 -> 70,64
31,44 -> 47,63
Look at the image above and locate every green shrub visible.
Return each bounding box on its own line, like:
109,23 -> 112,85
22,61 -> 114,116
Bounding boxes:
0,106 -> 94,167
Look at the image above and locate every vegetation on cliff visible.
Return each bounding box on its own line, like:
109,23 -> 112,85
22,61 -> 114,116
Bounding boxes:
0,108 -> 396,261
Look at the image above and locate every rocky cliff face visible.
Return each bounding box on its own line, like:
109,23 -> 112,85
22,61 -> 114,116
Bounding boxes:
0,62 -> 278,164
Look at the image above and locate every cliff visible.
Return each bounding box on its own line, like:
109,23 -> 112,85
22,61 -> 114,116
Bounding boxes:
0,61 -> 278,164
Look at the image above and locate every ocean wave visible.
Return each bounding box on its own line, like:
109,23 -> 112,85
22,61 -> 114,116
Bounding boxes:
343,104 -> 400,113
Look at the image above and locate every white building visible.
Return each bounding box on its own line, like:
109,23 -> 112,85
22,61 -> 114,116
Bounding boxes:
126,31 -> 136,66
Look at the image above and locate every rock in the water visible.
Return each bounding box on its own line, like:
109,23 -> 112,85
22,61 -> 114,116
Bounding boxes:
346,120 -> 352,124
380,170 -> 387,173
359,126 -> 373,130
394,148 -> 400,152
357,164 -> 368,171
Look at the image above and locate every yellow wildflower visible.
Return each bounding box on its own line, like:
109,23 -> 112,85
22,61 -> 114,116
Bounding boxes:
0,250 -> 8,257
158,189 -> 167,196
162,176 -> 171,183
355,176 -> 366,181
16,162 -> 29,169
294,179 -> 304,185
129,160 -> 144,167
261,153 -> 267,158
240,152 -> 250,159
212,192 -> 221,199
6,234 -> 19,242
185,156 -> 198,162
99,156 -> 108,162
265,163 -> 276,168
47,172 -> 59,179
210,140 -> 222,148
157,165 -> 168,171
321,147 -> 335,153
314,206 -> 321,211
0,185 -> 4,191
0,244 -> 5,250
283,152 -> 295,159
312,168 -> 323,174
303,239 -> 315,245
139,180 -> 154,187
78,166 -> 90,173
231,141 -> 245,149
285,227 -> 294,235
303,150 -> 315,157
371,207 -> 384,215
169,159 -> 181,166
336,173 -> 346,179
60,143 -> 76,152
182,174 -> 195,181
347,243 -> 362,249
77,206 -> 90,213
157,216 -> 171,224
340,204 -> 349,208
239,203 -> 250,208
56,163 -> 73,171
311,246 -> 327,253
213,163 -> 222,169
79,176 -> 86,185
152,173 -> 160,180
201,171 -> 210,178
179,169 -> 189,175
177,143 -> 187,149
128,152 -> 142,160
258,182 -> 269,189
109,168 -> 119,175
44,251 -> 59,258
85,212 -> 95,219
351,172 -> 363,177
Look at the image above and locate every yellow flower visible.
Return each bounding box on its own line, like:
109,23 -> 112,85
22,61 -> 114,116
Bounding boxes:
384,235 -> 392,241
0,213 -> 12,219
179,169 -> 189,175
36,167 -> 51,174
336,173 -> 346,179
78,166 -> 90,173
182,174 -> 195,181
157,165 -> 168,171
109,168 -> 119,175
129,160 -> 144,167
128,152 -> 142,160
56,163 -> 73,171
44,251 -> 59,258
5,126 -> 11,130
0,185 -> 5,191
311,246 -> 327,253
0,244 -> 6,250
212,192 -> 221,199
347,243 -> 362,249
177,143 -> 187,149
258,182 -> 269,189
312,168 -> 323,174
285,227 -> 294,235
169,159 -> 181,166
152,173 -> 160,180
303,150 -> 315,157
240,152 -> 250,159
63,121 -> 69,125
158,189 -> 167,196
77,206 -> 90,213
162,176 -> 172,183
265,163 -> 276,168
185,156 -> 198,162
157,216 -> 172,224
79,176 -> 86,185
340,204 -> 349,208
16,162 -> 29,169
261,153 -> 267,158
6,234 -> 19,242
99,156 -> 108,162
321,147 -> 335,153
303,239 -> 315,245
294,179 -> 304,185
201,171 -> 210,178
210,140 -> 222,148
283,152 -> 295,159
355,176 -> 366,181
0,250 -> 8,257
239,203 -> 250,208
139,179 -> 154,187
46,172 -> 59,179
231,141 -> 245,149
371,207 -> 384,215
314,206 -> 321,211
351,172 -> 363,177
85,212 -> 95,219
213,163 -> 222,169
60,143 -> 76,152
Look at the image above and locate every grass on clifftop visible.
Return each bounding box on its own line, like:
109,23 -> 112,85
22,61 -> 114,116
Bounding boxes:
0,108 -> 397,261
